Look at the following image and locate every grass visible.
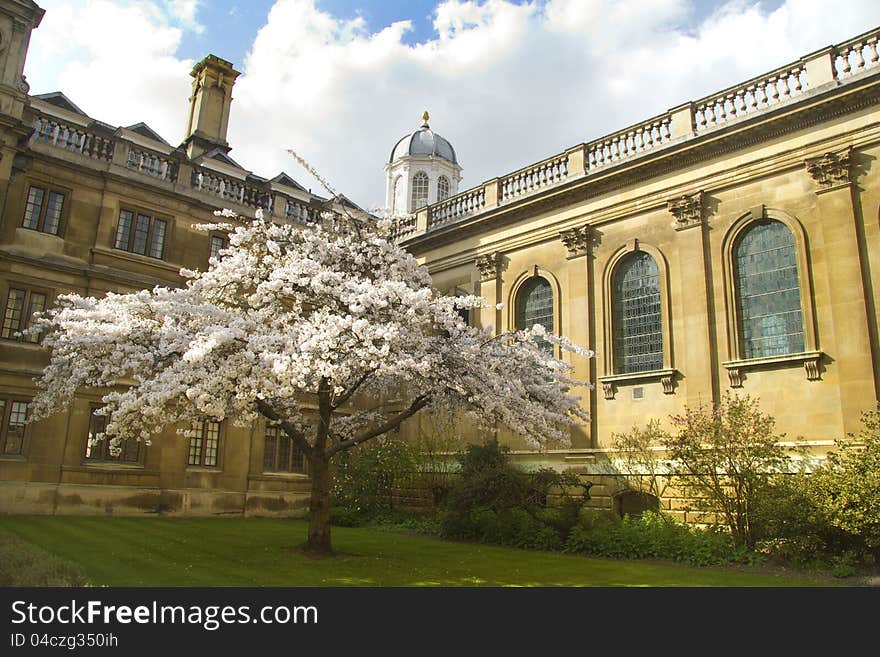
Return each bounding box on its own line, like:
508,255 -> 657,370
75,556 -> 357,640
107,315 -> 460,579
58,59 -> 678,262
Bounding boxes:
0,515 -> 838,587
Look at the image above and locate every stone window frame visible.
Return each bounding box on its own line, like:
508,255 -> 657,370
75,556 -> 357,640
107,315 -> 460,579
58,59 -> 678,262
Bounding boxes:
82,405 -> 145,467
599,240 -> 676,398
209,232 -> 228,263
507,267 -> 562,358
0,282 -> 52,344
113,205 -> 172,260
262,423 -> 306,474
0,396 -> 32,460
720,207 -> 821,385
186,418 -> 224,470
21,181 -> 70,236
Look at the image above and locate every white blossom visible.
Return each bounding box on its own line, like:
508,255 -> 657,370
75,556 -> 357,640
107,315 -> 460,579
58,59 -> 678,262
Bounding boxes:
30,211 -> 593,458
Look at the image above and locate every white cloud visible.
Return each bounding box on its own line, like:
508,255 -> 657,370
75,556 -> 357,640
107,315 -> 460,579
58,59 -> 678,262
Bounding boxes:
25,0 -> 196,143
22,0 -> 880,208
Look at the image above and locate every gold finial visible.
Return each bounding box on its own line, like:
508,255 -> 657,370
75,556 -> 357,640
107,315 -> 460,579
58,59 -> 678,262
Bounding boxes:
421,110 -> 430,127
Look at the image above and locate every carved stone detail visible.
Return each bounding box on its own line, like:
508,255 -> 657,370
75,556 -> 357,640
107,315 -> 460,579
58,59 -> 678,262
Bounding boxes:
804,356 -> 821,381
475,252 -> 507,282
727,368 -> 743,388
805,148 -> 852,188
667,191 -> 704,231
602,381 -> 615,400
559,225 -> 593,258
661,373 -> 675,394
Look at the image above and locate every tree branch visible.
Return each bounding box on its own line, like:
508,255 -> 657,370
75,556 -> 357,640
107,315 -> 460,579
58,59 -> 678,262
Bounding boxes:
326,394 -> 430,457
255,398 -> 314,459
331,369 -> 376,410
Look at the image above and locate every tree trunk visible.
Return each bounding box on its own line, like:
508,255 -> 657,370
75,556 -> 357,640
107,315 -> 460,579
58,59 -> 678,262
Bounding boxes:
305,455 -> 333,555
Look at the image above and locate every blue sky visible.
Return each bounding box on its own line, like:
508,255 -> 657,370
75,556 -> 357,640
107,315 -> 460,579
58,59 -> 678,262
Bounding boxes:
23,0 -> 880,207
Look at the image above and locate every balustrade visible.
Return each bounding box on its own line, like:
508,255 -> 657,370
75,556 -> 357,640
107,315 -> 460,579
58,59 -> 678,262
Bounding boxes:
500,155 -> 568,202
32,116 -> 114,161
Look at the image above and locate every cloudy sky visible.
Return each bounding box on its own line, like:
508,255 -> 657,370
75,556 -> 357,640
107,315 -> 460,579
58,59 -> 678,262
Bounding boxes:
23,0 -> 880,208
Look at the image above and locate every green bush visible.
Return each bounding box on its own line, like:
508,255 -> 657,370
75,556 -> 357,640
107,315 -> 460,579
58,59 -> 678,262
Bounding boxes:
331,438 -> 418,515
565,511 -> 748,567
440,442 -> 590,547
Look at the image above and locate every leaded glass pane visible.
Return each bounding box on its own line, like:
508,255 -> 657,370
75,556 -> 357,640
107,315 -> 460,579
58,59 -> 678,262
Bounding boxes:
4,400 -> 28,455
411,172 -> 429,211
1,289 -> 25,339
735,220 -> 804,359
516,277 -> 553,352
149,219 -> 166,259
23,187 -> 44,230
263,426 -> 278,471
613,252 -> 663,374
203,420 -> 220,467
24,292 -> 46,343
188,420 -> 204,466
132,214 -> 151,255
43,192 -> 64,235
115,210 -> 133,249
438,176 -> 450,201
210,235 -> 227,261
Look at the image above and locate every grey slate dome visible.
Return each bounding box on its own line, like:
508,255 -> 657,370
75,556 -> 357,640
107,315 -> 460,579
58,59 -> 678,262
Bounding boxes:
389,111 -> 457,165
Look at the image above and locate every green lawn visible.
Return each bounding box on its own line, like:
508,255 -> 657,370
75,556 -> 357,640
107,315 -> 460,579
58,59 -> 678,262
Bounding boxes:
0,516 -> 836,587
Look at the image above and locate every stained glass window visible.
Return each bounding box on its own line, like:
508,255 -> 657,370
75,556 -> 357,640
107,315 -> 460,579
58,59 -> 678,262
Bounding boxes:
411,172 -> 429,211
515,277 -> 553,351
613,252 -> 663,374
735,220 -> 804,359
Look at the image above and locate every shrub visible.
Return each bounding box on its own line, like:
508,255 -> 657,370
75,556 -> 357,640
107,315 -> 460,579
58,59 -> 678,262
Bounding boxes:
331,438 -> 418,516
565,510 -> 747,567
664,394 -> 789,548
440,442 -> 590,547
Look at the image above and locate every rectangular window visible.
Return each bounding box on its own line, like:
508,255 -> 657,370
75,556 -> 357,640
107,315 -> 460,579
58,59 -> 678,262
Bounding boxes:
1,287 -> 48,342
263,425 -> 304,473
209,234 -> 228,261
0,399 -> 30,455
114,209 -> 168,259
188,419 -> 221,467
22,185 -> 65,235
83,407 -> 141,463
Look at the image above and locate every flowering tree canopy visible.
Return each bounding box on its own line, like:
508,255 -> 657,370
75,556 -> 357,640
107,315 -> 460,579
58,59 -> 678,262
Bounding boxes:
30,208 -> 592,553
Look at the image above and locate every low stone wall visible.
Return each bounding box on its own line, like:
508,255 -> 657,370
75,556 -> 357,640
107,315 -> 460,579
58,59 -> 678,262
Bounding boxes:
0,481 -> 310,518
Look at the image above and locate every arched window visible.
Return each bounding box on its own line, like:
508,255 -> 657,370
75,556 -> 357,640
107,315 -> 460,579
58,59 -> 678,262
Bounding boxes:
411,172 -> 429,211
734,219 -> 804,359
612,252 -> 662,374
438,175 -> 450,201
515,277 -> 553,351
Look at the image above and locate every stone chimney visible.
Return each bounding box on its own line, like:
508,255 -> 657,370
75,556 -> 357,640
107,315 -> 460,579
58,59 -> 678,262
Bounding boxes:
182,54 -> 240,159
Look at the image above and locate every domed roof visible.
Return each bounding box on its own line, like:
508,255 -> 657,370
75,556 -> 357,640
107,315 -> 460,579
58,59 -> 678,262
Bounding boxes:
389,112 -> 458,165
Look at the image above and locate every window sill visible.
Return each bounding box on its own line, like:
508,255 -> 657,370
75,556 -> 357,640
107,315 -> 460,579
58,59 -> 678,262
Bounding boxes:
90,246 -> 181,274
65,463 -> 152,474
722,350 -> 823,387
250,472 -> 309,481
0,454 -> 27,462
186,466 -> 223,473
598,367 -> 677,399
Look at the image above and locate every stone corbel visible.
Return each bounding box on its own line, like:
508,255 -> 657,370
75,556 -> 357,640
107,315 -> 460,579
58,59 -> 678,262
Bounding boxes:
804,355 -> 822,381
667,191 -> 704,231
475,252 -> 508,282
559,225 -> 593,259
660,373 -> 675,394
805,148 -> 853,190
727,367 -> 744,388
602,381 -> 616,400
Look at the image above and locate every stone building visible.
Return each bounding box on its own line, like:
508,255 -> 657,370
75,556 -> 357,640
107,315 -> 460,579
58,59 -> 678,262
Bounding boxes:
0,0 -> 325,515
393,29 -> 880,517
1,0 -> 879,519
